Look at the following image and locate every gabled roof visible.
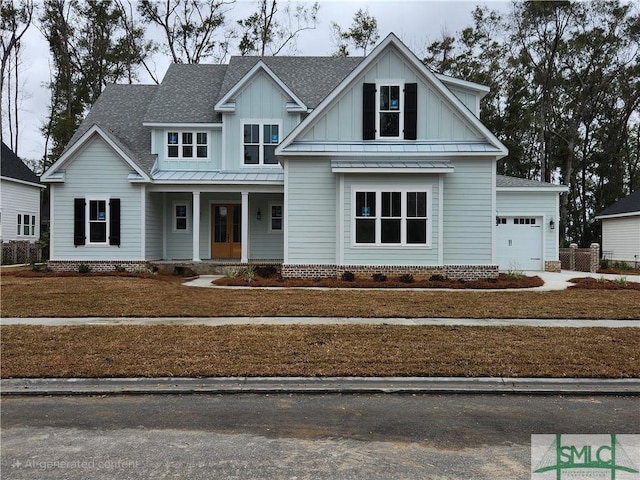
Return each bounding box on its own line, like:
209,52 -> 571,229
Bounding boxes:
1,141 -> 41,186
276,33 -> 508,158
217,56 -> 362,109
496,175 -> 568,192
43,84 -> 158,178
596,190 -> 640,219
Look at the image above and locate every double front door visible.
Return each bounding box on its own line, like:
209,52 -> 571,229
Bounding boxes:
212,204 -> 241,258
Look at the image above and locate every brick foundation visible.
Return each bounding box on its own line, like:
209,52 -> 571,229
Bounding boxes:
282,264 -> 499,281
47,260 -> 149,273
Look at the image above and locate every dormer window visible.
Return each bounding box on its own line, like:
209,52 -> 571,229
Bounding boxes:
363,82 -> 417,140
167,131 -> 208,159
243,121 -> 281,166
378,84 -> 402,138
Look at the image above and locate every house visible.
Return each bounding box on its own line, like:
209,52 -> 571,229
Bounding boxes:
1,142 -> 44,242
41,34 -> 566,278
595,190 -> 640,267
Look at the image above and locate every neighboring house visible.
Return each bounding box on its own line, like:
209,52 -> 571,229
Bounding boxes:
41,34 -> 566,278
595,190 -> 640,266
1,142 -> 44,242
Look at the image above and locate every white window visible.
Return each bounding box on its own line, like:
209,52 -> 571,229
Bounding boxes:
88,199 -> 108,244
242,121 -> 280,165
376,83 -> 403,138
173,202 -> 190,232
167,131 -> 208,159
353,189 -> 430,246
17,213 -> 36,237
269,203 -> 283,232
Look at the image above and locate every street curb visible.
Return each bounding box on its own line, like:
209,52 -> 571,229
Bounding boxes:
2,377 -> 639,396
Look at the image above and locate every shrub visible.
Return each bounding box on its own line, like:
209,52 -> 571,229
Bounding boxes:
255,265 -> 278,278
399,274 -> 414,283
114,265 -> 127,273
613,261 -> 632,271
596,276 -> 607,284
341,271 -> 355,282
224,267 -> 243,278
78,264 -> 91,274
371,273 -> 387,282
243,264 -> 256,283
615,276 -> 628,287
429,274 -> 445,282
600,258 -> 610,269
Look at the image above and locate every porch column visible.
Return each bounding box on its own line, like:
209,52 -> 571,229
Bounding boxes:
192,191 -> 201,262
241,191 -> 249,263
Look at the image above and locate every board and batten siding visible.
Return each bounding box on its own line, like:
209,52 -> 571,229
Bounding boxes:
299,46 -> 483,143
224,72 -> 298,171
341,175 -> 440,266
497,191 -> 561,261
51,135 -> 143,260
602,216 -> 640,263
285,159 -> 336,263
0,179 -> 41,242
442,159 -> 494,264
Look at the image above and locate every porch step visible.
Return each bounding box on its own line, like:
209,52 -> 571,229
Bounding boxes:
151,260 -> 282,276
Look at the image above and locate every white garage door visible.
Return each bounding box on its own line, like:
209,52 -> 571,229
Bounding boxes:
496,217 -> 543,271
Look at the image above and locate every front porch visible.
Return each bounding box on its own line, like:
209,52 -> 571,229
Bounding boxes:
151,259 -> 282,276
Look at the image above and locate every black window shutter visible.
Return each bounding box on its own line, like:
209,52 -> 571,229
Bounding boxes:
404,83 -> 418,140
74,198 -> 86,246
362,83 -> 376,140
109,198 -> 121,246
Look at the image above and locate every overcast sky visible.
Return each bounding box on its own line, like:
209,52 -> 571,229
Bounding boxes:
11,0 -> 510,162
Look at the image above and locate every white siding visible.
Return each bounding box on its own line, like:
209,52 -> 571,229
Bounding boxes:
154,128 -> 222,171
442,159 -> 494,264
51,135 -> 143,260
286,158 -> 336,263
0,179 -> 41,242
602,216 -> 640,263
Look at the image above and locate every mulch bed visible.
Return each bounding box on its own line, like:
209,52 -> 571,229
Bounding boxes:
214,273 -> 545,289
569,277 -> 640,290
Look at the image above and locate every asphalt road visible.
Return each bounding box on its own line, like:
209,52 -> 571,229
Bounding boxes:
1,393 -> 638,479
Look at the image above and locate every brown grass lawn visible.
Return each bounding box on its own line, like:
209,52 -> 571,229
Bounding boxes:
1,274 -> 639,379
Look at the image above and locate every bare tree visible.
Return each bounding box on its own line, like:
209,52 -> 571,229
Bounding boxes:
1,0 -> 34,153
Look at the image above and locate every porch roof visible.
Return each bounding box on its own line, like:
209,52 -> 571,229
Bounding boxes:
152,170 -> 284,184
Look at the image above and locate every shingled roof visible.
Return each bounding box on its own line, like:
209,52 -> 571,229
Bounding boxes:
1,141 -> 39,185
596,190 -> 640,218
496,175 -> 567,190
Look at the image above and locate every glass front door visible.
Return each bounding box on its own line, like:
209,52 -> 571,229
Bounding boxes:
212,204 -> 241,258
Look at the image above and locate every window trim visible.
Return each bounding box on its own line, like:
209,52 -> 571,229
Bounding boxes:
165,130 -> 209,160
241,119 -> 282,167
351,187 -> 432,247
86,197 -> 109,245
17,212 -> 37,237
172,201 -> 191,233
268,202 -> 283,233
375,80 -> 404,140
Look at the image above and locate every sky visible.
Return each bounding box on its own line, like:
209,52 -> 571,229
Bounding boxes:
9,0 -> 510,163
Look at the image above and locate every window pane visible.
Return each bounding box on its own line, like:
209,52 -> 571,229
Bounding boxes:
381,219 -> 401,243
197,132 -> 207,145
356,192 -> 376,217
380,112 -> 399,137
380,86 -> 389,110
176,218 -> 187,230
389,86 -> 400,110
382,192 -> 401,217
243,124 -> 253,143
168,146 -> 178,157
182,132 -> 193,145
232,206 -> 241,242
272,205 -> 282,218
355,218 -> 375,243
264,124 -> 279,144
244,145 -> 259,164
24,225 -> 30,235
175,205 -> 187,217
407,192 -> 426,217
271,218 -> 282,230
214,206 -> 227,242
168,132 -> 178,144
197,146 -> 207,158
264,145 -> 278,164
90,223 -> 107,243
407,219 -> 427,244
89,200 -> 105,221
182,145 -> 193,157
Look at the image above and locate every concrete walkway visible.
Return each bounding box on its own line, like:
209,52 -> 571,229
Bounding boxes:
182,270 -> 640,292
